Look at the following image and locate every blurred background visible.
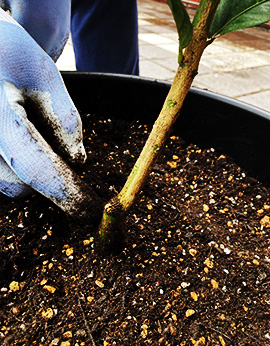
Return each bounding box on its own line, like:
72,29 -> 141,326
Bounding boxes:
56,0 -> 270,112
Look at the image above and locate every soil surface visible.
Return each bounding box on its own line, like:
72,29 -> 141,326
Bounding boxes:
0,113 -> 269,346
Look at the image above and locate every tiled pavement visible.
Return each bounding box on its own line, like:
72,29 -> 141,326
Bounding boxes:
56,0 -> 270,112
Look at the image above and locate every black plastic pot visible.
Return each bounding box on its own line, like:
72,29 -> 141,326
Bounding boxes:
62,72 -> 270,187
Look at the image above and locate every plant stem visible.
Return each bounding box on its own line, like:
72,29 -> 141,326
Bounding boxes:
98,0 -> 220,248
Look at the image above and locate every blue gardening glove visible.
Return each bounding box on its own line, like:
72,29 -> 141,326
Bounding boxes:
0,0 -> 71,61
0,9 -> 101,218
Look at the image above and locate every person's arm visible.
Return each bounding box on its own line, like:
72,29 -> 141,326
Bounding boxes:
0,8 -> 102,220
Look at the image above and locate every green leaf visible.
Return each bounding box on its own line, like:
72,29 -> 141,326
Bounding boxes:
167,0 -> 193,62
210,0 -> 270,38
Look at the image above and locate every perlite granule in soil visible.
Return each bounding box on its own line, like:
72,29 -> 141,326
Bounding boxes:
0,113 -> 269,346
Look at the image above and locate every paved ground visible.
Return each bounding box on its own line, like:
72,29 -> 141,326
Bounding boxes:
56,0 -> 270,112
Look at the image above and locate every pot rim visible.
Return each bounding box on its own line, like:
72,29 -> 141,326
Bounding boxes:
61,71 -> 270,120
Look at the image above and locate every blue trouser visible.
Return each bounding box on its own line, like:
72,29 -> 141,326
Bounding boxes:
71,0 -> 139,75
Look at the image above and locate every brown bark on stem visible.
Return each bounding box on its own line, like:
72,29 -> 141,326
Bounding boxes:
98,0 -> 220,248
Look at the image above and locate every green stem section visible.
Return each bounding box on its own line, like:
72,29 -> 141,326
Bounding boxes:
98,0 -> 220,247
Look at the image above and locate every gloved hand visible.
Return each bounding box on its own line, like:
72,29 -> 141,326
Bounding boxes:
0,9 -> 102,219
0,0 -> 71,61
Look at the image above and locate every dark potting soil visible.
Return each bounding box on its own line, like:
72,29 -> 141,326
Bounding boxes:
0,113 -> 269,346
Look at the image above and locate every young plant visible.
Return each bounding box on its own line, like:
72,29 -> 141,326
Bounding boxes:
97,0 -> 270,249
